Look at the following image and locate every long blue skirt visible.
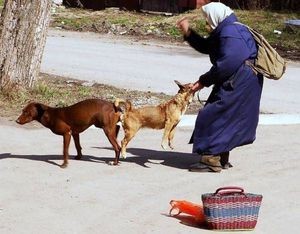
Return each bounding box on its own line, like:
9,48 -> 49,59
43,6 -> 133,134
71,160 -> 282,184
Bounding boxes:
191,64 -> 264,155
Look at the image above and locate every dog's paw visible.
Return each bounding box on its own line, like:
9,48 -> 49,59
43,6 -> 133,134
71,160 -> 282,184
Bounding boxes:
60,163 -> 68,169
161,144 -> 168,150
121,152 -> 127,159
74,155 -> 82,160
108,161 -> 119,166
168,142 -> 174,150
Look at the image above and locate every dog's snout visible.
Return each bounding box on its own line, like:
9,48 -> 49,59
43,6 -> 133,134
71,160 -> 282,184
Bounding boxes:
16,116 -> 25,125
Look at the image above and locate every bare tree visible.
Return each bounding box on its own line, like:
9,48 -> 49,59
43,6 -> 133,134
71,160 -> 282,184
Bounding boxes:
0,0 -> 52,89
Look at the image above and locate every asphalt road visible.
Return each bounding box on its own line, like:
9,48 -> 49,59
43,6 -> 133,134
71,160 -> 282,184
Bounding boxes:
1,120 -> 299,234
41,29 -> 300,115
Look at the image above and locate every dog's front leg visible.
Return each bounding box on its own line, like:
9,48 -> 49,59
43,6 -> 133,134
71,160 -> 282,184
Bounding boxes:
168,123 -> 178,150
161,122 -> 173,150
61,131 -> 71,168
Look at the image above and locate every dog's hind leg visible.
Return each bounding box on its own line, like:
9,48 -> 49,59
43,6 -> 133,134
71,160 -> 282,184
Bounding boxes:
121,127 -> 138,159
115,124 -> 120,138
103,127 -> 121,166
72,133 -> 83,160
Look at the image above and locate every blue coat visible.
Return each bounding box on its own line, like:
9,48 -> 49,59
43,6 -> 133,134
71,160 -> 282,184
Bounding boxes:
186,14 -> 263,155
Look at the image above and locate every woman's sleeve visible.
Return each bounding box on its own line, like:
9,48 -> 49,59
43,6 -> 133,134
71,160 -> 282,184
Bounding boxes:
184,29 -> 210,54
199,35 -> 250,87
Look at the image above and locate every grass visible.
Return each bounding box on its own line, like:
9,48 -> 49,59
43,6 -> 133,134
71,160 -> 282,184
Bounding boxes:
50,7 -> 300,53
236,10 -> 300,49
0,73 -> 181,119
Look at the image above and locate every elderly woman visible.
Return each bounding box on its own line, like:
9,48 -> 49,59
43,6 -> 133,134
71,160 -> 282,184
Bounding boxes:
177,2 -> 263,172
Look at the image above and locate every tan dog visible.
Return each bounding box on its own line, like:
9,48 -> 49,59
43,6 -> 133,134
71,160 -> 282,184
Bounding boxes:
114,80 -> 194,158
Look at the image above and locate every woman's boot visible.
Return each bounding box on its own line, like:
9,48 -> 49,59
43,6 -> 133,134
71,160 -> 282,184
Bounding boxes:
220,152 -> 233,169
189,155 -> 222,172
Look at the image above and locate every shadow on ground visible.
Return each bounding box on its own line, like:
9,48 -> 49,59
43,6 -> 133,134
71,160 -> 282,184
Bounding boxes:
95,147 -> 198,169
0,147 -> 198,169
162,213 -> 209,230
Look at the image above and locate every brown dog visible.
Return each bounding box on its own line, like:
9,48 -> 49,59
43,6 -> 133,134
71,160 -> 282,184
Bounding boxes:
16,99 -> 122,168
114,80 -> 194,159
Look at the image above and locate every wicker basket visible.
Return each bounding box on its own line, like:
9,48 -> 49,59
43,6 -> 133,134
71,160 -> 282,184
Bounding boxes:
202,186 -> 263,231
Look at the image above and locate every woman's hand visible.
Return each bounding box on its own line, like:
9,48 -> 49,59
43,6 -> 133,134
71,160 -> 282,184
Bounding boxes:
189,80 -> 204,92
176,17 -> 191,36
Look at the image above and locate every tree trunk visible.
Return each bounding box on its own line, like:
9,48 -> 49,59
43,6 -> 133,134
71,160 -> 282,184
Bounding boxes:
0,0 -> 52,89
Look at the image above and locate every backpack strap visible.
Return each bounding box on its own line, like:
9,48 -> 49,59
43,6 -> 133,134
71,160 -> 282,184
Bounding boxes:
245,60 -> 258,75
233,22 -> 259,75
234,22 -> 265,47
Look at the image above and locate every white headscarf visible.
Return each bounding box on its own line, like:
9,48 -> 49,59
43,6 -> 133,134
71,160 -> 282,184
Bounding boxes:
202,2 -> 234,30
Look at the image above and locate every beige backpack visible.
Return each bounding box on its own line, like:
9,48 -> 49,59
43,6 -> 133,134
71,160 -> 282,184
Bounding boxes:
235,22 -> 287,80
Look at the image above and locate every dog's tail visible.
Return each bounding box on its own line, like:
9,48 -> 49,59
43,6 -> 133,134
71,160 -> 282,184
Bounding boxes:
114,98 -> 132,112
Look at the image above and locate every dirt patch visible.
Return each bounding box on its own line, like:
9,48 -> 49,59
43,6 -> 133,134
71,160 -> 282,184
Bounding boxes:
0,73 -> 202,122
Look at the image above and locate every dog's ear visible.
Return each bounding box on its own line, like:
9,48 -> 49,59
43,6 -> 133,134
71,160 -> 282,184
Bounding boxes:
174,80 -> 184,89
34,103 -> 47,119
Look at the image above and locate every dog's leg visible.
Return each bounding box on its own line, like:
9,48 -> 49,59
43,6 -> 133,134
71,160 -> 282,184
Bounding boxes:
72,133 -> 82,160
168,123 -> 178,150
121,136 -> 128,159
103,127 -> 121,166
121,127 -> 138,159
161,121 -> 174,150
115,125 -> 120,138
61,132 -> 72,168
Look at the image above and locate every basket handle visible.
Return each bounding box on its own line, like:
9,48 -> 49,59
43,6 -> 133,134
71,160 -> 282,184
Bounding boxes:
215,186 -> 245,196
